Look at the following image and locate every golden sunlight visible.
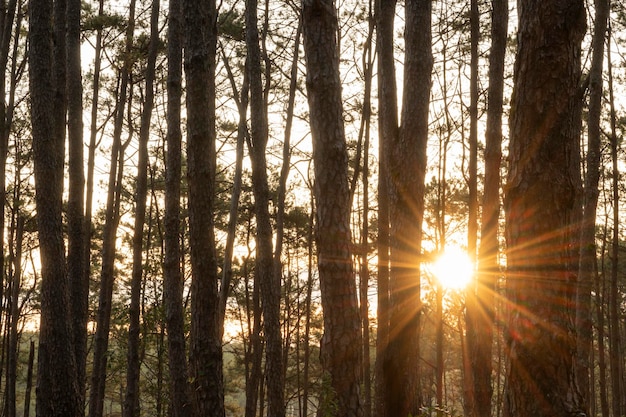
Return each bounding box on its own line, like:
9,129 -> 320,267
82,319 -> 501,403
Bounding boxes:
431,247 -> 474,290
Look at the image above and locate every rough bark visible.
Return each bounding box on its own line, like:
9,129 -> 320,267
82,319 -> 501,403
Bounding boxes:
503,1 -> 586,415
29,0 -> 82,413
384,0 -> 432,415
66,0 -> 86,406
302,1 -> 363,416
374,1 -> 396,415
468,1 -> 508,416
163,0 -> 193,413
245,1 -> 286,415
182,0 -> 225,414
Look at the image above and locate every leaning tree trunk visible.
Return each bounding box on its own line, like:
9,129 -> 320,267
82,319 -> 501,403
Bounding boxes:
503,1 -> 586,415
302,1 -> 363,416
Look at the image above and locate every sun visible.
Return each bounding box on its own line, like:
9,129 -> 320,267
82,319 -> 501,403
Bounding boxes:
431,246 -> 474,290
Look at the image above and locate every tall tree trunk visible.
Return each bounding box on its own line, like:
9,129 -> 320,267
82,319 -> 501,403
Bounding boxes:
29,0 -> 82,413
124,0 -> 160,415
163,0 -> 193,413
245,1 -> 285,415
503,1 -> 586,415
67,0 -> 86,407
89,0 -> 135,412
83,0 -> 104,330
384,0 -> 432,415
606,19 -> 624,417
302,1 -> 363,416
5,211 -> 23,417
374,1 -> 396,414
468,1 -> 508,416
576,0 -> 608,408
464,0 -> 480,412
596,229 -> 609,417
0,0 -> 18,338
23,339 -> 34,417
182,0 -> 224,414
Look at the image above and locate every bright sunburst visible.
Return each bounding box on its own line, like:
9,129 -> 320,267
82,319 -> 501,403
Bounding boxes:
431,246 -> 474,290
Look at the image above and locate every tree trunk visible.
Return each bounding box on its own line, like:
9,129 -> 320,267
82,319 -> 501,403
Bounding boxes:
302,1 -> 363,416
124,0 -> 160,415
468,1 -> 508,416
503,1 -> 586,415
29,0 -> 82,413
374,1 -> 396,414
89,0 -> 135,412
163,0 -> 193,413
182,0 -> 224,414
576,0 -> 608,408
66,0 -> 86,407
245,1 -> 286,415
384,0 -> 432,415
606,20 -> 624,417
464,0 -> 480,412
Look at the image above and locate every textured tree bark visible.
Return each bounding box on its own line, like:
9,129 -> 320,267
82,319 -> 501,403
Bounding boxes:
245,0 -> 286,415
302,1 -> 363,416
29,0 -> 82,414
182,0 -> 225,415
374,1 -> 396,415
66,0 -> 87,407
503,1 -> 586,415
384,0 -> 432,416
163,0 -> 193,414
468,1 -> 508,416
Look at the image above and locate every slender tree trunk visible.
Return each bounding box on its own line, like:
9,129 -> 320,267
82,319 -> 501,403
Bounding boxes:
576,0 -> 608,408
606,19 -> 624,417
503,1 -> 586,415
218,46 -> 248,329
66,0 -> 86,407
23,339 -> 34,417
29,0 -> 82,413
374,1 -> 396,414
596,229 -> 609,417
89,0 -> 135,407
468,2 -> 508,416
245,1 -> 285,415
124,0 -> 160,415
302,2 -> 363,416
0,0 -> 18,338
5,212 -> 23,417
163,0 -> 193,413
464,0 -> 480,412
183,0 -> 224,414
83,0 -> 104,324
